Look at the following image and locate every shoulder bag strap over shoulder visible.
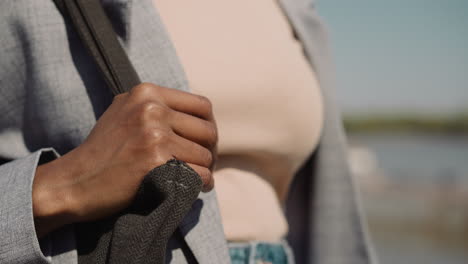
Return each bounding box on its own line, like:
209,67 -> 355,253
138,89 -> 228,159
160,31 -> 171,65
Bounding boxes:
53,0 -> 139,95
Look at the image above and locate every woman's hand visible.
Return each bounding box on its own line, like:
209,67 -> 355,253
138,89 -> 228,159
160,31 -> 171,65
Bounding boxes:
32,83 -> 217,237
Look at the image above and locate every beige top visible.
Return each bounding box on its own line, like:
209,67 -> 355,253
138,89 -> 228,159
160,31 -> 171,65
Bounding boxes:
154,0 -> 323,242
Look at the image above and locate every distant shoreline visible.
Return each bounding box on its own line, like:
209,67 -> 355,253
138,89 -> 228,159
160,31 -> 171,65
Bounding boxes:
343,113 -> 468,134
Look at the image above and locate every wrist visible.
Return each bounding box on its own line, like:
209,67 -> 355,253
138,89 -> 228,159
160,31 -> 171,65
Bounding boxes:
32,153 -> 79,237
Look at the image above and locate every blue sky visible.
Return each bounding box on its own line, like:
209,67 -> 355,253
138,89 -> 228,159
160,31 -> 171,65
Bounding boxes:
317,0 -> 468,115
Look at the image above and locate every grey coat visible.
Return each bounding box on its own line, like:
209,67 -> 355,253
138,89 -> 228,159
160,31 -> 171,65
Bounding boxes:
0,0 -> 375,263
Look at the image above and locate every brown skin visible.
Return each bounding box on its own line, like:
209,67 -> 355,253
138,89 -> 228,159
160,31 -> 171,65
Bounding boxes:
32,83 -> 218,238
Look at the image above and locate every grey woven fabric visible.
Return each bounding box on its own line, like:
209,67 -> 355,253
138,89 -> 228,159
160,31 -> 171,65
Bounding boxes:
0,149 -> 72,264
278,1 -> 377,263
0,0 -> 375,263
0,1 -> 228,263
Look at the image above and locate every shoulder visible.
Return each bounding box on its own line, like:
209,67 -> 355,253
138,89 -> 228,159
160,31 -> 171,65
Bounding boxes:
0,1 -> 65,108
0,1 -> 63,57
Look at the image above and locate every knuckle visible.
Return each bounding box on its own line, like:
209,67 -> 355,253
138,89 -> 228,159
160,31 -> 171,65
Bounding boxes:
113,92 -> 128,102
135,102 -> 168,122
139,102 -> 159,114
199,169 -> 214,192
132,83 -> 155,96
153,103 -> 169,118
153,154 -> 171,168
200,148 -> 213,167
133,102 -> 156,123
141,127 -> 169,144
132,83 -> 168,99
197,168 -> 212,185
196,95 -> 213,113
203,179 -> 215,192
206,122 -> 218,144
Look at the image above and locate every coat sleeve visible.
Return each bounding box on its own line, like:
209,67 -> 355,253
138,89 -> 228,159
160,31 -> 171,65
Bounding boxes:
0,149 -> 77,264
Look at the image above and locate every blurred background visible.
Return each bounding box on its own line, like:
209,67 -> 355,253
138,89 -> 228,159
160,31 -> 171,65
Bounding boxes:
317,0 -> 468,263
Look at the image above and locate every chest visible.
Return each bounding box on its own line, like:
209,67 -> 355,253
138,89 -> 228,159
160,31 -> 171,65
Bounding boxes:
156,0 -> 323,171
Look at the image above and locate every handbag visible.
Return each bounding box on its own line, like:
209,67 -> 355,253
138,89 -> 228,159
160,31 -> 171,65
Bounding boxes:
52,1 -> 203,263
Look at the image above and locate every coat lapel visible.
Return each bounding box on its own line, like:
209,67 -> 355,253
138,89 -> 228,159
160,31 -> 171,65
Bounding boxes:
179,191 -> 231,264
278,1 -> 376,263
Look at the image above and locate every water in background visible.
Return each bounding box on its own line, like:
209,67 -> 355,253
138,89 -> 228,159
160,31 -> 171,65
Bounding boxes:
350,133 -> 468,184
349,133 -> 468,264
315,0 -> 468,262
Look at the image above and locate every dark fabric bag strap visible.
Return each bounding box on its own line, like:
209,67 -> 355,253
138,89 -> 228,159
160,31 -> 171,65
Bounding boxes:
53,0 -> 140,95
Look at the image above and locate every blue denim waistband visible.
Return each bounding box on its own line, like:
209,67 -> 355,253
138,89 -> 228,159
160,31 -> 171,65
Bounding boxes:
228,240 -> 295,264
